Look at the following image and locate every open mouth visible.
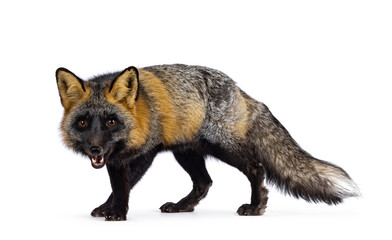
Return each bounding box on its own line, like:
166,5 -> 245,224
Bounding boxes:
90,155 -> 105,169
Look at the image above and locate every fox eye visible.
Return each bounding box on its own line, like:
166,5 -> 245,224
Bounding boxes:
107,119 -> 116,127
79,120 -> 87,127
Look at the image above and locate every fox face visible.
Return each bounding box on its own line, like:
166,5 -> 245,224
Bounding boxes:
63,103 -> 129,168
56,67 -> 140,168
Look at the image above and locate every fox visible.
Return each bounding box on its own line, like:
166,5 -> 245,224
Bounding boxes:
56,64 -> 359,221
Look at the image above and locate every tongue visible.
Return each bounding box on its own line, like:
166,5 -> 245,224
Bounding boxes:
91,155 -> 105,169
93,155 -> 102,163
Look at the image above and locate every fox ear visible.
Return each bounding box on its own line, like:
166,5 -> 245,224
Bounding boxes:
56,68 -> 87,111
107,66 -> 139,108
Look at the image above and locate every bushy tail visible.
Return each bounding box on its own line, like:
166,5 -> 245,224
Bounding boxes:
257,104 -> 360,204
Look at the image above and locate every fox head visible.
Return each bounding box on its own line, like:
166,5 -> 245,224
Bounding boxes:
56,67 -> 141,169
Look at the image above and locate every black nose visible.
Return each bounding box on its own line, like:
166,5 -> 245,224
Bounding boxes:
90,146 -> 102,155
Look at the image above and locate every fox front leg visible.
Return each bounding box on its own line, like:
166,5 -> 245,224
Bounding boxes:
91,151 -> 156,221
91,193 -> 113,217
103,165 -> 130,221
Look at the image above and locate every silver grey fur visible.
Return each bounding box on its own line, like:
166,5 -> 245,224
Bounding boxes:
144,64 -> 359,203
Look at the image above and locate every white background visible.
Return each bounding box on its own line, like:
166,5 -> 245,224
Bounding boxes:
0,0 -> 391,239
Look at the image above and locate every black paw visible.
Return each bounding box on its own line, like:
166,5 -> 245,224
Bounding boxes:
160,202 -> 194,213
237,204 -> 266,216
104,208 -> 127,221
91,205 -> 111,217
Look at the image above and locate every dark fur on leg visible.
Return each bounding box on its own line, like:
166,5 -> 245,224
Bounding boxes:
201,140 -> 269,215
160,149 -> 212,213
104,164 -> 130,221
91,193 -> 113,217
92,149 -> 157,220
237,164 -> 268,216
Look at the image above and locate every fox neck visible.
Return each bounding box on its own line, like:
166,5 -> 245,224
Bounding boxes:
126,90 -> 151,149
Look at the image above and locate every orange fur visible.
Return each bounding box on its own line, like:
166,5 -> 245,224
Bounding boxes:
138,70 -> 178,145
139,70 -> 205,145
173,94 -> 205,143
127,93 -> 150,148
105,84 -> 150,149
234,91 -> 249,139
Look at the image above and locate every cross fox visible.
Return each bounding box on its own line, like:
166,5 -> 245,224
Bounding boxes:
56,64 -> 359,221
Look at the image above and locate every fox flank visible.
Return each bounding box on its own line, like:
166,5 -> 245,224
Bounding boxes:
56,64 -> 359,221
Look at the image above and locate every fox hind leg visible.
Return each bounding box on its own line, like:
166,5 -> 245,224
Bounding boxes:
236,162 -> 268,216
160,150 -> 213,213
209,144 -> 269,216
